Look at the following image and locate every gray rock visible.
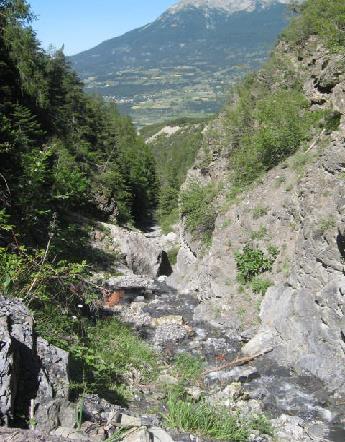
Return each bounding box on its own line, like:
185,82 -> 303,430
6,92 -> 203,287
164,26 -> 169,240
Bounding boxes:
101,223 -> 172,278
153,324 -> 188,347
0,427 -> 70,441
150,427 -> 174,442
206,365 -> 258,383
120,414 -> 143,427
122,427 -> 151,442
0,297 -> 70,431
243,280 -> 345,394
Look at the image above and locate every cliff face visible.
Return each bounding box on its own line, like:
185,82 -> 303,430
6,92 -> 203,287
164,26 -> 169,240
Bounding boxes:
171,36 -> 345,394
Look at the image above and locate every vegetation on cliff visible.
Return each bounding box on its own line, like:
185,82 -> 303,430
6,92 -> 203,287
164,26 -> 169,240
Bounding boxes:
179,0 -> 343,248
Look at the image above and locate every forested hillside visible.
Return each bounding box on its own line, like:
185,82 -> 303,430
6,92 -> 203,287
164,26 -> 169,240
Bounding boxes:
141,118 -> 208,232
0,0 -> 158,398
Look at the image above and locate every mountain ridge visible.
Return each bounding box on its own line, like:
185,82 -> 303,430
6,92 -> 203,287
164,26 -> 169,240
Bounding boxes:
71,1 -> 291,125
167,0 -> 291,14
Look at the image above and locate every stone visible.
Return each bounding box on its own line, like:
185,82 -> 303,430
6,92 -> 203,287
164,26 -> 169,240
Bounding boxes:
0,427 -> 71,441
153,324 -> 188,347
122,427 -> 151,442
206,365 -> 258,383
101,223 -> 172,278
157,275 -> 168,283
213,383 -> 243,405
186,386 -> 202,401
83,394 -> 121,424
243,280 -> 345,394
0,297 -> 70,431
150,427 -> 174,442
332,81 -> 345,115
151,315 -> 184,327
53,426 -> 93,440
120,414 -> 143,427
157,373 -> 178,385
166,232 -> 177,242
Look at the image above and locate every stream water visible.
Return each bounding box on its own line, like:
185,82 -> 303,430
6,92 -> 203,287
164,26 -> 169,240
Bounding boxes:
125,280 -> 345,442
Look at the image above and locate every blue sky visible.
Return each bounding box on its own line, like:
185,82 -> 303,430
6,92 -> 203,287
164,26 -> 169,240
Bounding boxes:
29,0 -> 176,55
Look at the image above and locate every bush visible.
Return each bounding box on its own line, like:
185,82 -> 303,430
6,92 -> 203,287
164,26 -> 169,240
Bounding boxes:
282,0 -> 345,52
180,181 -> 217,246
235,245 -> 279,283
230,90 -> 318,188
251,277 -> 273,295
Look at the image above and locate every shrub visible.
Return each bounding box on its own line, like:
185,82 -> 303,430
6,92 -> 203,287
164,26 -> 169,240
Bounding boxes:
235,245 -> 279,283
67,318 -> 159,403
230,90 -> 316,188
251,277 -> 273,295
180,182 -> 217,246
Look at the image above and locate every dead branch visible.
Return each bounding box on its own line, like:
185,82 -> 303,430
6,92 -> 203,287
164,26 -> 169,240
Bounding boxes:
203,348 -> 273,376
306,129 -> 326,153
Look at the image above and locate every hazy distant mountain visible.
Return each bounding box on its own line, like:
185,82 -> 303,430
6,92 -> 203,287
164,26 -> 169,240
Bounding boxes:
71,0 -> 292,126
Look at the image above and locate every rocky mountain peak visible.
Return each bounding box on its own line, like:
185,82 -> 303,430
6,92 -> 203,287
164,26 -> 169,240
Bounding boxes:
168,0 -> 292,14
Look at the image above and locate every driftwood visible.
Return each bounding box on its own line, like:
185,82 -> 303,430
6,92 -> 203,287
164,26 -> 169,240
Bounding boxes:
203,348 -> 273,376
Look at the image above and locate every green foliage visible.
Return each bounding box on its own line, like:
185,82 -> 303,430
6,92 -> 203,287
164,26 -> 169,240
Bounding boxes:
165,390 -> 272,442
252,206 -> 268,219
235,245 -> 279,284
0,0 -> 158,237
167,246 -> 180,266
250,226 -> 268,241
282,0 -> 345,52
250,414 -> 274,436
173,353 -> 205,383
0,244 -> 92,307
229,89 -> 317,188
251,277 -> 273,295
144,120 -> 205,231
159,208 -> 179,235
180,182 -> 217,246
69,318 -> 159,402
318,216 -> 336,234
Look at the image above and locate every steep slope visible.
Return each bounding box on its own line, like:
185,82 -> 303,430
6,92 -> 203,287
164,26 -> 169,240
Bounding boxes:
71,0 -> 291,125
170,0 -> 345,404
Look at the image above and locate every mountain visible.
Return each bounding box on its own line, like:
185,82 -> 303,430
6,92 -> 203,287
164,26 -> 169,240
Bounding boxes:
71,0 -> 292,126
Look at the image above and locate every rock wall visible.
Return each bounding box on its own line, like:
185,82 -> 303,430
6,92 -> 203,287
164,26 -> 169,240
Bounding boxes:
96,223 -> 172,278
171,37 -> 345,394
0,297 -> 69,431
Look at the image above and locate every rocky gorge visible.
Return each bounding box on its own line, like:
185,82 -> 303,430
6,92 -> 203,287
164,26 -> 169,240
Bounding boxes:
2,1 -> 345,441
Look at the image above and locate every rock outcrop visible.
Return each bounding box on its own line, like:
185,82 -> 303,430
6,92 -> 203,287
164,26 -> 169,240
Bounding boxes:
0,296 -> 69,431
96,223 -> 172,278
171,37 -> 345,397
